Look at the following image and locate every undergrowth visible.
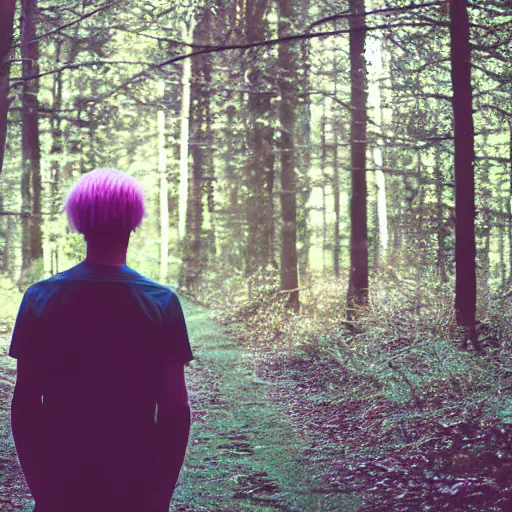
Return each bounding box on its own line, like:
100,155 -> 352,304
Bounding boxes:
190,267 -> 512,510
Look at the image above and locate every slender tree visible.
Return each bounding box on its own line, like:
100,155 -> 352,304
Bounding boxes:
332,35 -> 341,278
181,9 -> 212,289
277,0 -> 299,311
346,0 -> 369,317
449,0 -> 478,350
20,0 -> 43,282
296,0 -> 312,280
245,0 -> 275,282
178,18 -> 195,244
434,147 -> 448,284
158,82 -> 169,283
0,0 -> 16,175
367,34 -> 388,268
509,119 -> 512,284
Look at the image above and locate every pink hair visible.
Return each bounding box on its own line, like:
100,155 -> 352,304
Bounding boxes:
63,168 -> 145,236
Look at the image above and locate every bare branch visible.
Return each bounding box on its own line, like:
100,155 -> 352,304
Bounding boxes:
311,2 -> 444,29
89,22 -> 433,103
471,62 -> 508,83
29,1 -> 118,44
9,60 -> 152,84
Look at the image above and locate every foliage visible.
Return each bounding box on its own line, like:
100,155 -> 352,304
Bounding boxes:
0,274 -> 22,333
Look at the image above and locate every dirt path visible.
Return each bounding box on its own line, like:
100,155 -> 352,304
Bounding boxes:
0,300 -> 360,512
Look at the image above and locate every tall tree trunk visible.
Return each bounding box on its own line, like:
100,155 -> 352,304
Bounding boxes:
49,39 -> 63,277
480,140 -> 492,298
434,147 -> 447,283
178,20 -> 194,244
158,82 -> 169,284
367,34 -> 388,268
332,36 -> 341,279
508,120 -> 512,285
20,0 -> 43,283
498,205 -> 506,290
346,0 -> 369,317
205,92 -> 216,263
181,12 -> 212,289
0,0 -> 16,175
296,0 -> 312,281
449,0 -> 478,350
277,0 -> 299,311
321,97 -> 328,276
223,105 -> 243,269
245,0 -> 274,281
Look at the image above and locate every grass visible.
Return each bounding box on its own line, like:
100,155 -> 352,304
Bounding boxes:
173,299 -> 363,511
0,298 -> 364,512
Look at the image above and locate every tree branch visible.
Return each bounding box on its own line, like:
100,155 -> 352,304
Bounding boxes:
310,1 -> 444,29
9,60 -> 152,84
29,1 -> 118,44
89,22 -> 433,103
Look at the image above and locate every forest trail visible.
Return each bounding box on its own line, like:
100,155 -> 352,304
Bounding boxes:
0,299 -> 361,512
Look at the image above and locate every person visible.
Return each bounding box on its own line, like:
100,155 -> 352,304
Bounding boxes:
9,168 -> 193,512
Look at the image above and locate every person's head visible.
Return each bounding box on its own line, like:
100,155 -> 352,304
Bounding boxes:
63,168 -> 145,248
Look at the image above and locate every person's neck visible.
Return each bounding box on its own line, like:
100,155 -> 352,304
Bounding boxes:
84,234 -> 129,266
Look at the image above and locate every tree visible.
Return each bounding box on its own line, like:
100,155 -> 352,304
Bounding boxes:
181,9 -> 213,289
20,0 -> 43,283
346,0 -> 369,317
0,0 -> 16,175
366,32 -> 388,268
178,17 -> 195,245
277,0 -> 299,311
245,0 -> 276,283
158,82 -> 169,283
449,0 -> 478,350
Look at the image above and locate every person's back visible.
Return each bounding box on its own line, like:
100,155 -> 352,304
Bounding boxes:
10,169 -> 193,512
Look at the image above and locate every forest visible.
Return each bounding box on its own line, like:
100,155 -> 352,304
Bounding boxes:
1,0 -> 512,511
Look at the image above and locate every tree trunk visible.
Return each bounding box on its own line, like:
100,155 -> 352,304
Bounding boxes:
181,12 -> 211,289
449,0 -> 478,350
20,0 -> 43,282
245,0 -> 274,280
480,139 -> 491,298
158,82 -> 169,284
498,207 -> 506,290
434,147 -> 447,283
367,34 -> 388,268
205,91 -> 216,263
178,20 -> 194,244
508,120 -> 512,285
223,105 -> 243,270
277,0 -> 299,311
332,37 -> 341,279
346,0 -> 369,317
296,0 -> 312,281
0,0 -> 16,175
321,97 -> 328,276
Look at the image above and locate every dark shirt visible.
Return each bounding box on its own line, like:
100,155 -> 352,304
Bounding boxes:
9,261 -> 193,511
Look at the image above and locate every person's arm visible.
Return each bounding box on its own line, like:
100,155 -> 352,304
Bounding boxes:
149,362 -> 191,510
11,358 -> 47,503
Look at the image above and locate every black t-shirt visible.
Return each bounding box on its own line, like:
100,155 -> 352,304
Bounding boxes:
9,261 -> 193,509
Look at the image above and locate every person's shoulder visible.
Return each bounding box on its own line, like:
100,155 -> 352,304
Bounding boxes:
125,268 -> 174,294
29,265 -> 79,290
123,269 -> 181,308
21,271 -> 72,315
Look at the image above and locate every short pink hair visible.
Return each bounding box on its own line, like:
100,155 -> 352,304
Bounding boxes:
63,168 -> 145,236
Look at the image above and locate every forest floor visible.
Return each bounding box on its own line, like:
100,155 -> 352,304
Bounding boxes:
0,299 -> 361,512
1,298 -> 511,511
